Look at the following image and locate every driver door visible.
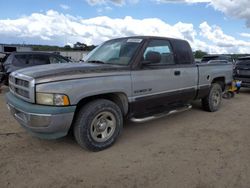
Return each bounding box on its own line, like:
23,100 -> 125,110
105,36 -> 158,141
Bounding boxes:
131,39 -> 197,117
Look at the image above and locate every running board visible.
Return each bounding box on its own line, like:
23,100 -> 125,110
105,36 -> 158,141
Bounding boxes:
130,104 -> 192,123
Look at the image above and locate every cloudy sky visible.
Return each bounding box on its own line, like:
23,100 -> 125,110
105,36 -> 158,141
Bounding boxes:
0,0 -> 250,53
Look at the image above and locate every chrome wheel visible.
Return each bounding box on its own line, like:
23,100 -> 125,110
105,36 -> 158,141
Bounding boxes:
212,90 -> 221,106
90,111 -> 116,142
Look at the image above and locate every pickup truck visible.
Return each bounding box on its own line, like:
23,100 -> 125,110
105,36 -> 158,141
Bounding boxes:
6,36 -> 233,151
234,56 -> 250,88
201,54 -> 234,64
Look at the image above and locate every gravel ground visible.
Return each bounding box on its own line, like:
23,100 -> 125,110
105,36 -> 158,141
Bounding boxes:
0,87 -> 250,188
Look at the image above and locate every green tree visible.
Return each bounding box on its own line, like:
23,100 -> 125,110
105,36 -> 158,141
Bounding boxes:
64,45 -> 72,50
194,50 -> 208,59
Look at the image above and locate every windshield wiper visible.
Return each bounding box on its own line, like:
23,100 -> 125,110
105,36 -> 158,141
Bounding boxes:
87,60 -> 106,64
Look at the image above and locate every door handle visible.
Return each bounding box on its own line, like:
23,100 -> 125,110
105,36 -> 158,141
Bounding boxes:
174,70 -> 181,76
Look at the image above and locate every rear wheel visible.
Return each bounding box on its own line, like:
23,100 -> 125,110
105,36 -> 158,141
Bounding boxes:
73,99 -> 123,151
202,83 -> 222,112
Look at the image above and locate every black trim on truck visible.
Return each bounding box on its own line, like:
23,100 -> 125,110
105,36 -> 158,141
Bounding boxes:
129,87 -> 196,117
196,85 -> 210,99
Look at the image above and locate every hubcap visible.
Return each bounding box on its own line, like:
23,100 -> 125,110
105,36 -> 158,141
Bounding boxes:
90,111 -> 116,142
212,90 -> 221,106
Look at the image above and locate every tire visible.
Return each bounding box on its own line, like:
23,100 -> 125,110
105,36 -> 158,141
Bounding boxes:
73,99 -> 123,151
202,83 -> 222,112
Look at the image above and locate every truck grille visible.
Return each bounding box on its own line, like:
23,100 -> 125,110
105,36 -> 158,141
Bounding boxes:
9,73 -> 35,103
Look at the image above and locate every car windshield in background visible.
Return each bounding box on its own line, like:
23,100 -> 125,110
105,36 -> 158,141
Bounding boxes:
85,38 -> 143,65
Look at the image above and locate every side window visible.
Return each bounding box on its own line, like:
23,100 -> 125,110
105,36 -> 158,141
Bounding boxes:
31,55 -> 50,65
143,40 -> 175,65
13,55 -> 29,67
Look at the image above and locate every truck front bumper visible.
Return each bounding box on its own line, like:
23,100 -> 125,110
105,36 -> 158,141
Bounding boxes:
6,92 -> 76,139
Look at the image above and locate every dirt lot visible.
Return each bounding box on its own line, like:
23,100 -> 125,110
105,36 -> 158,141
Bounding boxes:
0,87 -> 250,188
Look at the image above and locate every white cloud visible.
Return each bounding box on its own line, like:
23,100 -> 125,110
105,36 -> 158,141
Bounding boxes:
86,0 -> 139,6
0,10 -> 249,53
240,33 -> 250,38
97,6 -> 112,14
199,22 -> 250,53
154,0 -> 210,3
88,1 -> 250,28
60,4 -> 70,10
154,0 -> 250,28
86,0 -> 125,6
199,22 -> 250,47
210,0 -> 250,26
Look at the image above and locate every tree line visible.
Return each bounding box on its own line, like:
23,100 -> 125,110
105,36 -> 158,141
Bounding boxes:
32,42 -> 96,51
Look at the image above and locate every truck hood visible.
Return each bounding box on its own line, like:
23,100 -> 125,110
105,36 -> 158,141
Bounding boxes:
15,63 -> 130,84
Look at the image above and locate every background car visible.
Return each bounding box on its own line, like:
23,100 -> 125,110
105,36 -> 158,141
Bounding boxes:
234,56 -> 250,88
0,52 -> 9,63
200,55 -> 234,64
0,52 -> 71,85
0,53 -> 10,85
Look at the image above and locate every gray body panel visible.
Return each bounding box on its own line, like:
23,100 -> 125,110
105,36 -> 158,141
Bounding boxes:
6,92 -> 75,139
16,62 -> 129,84
36,72 -> 132,105
198,63 -> 233,86
131,66 -> 198,101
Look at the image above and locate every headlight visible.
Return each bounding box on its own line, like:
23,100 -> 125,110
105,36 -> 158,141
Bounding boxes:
36,93 -> 70,106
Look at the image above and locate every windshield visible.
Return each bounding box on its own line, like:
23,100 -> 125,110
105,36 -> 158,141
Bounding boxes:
84,38 -> 143,65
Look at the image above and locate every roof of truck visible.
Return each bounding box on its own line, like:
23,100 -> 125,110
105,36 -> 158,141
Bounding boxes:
109,36 -> 188,42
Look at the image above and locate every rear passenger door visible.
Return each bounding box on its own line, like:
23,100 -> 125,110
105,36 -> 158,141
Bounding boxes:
131,39 -> 198,116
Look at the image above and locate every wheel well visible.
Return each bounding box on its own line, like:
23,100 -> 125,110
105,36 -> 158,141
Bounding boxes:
212,77 -> 226,91
75,93 -> 129,116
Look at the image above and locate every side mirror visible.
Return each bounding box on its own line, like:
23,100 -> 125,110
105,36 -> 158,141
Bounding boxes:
143,51 -> 161,65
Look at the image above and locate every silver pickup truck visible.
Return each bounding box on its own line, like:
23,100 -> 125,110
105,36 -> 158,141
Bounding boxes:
6,36 -> 233,151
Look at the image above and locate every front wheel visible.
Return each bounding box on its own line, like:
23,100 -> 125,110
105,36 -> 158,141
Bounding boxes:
73,99 -> 123,151
202,83 -> 222,112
